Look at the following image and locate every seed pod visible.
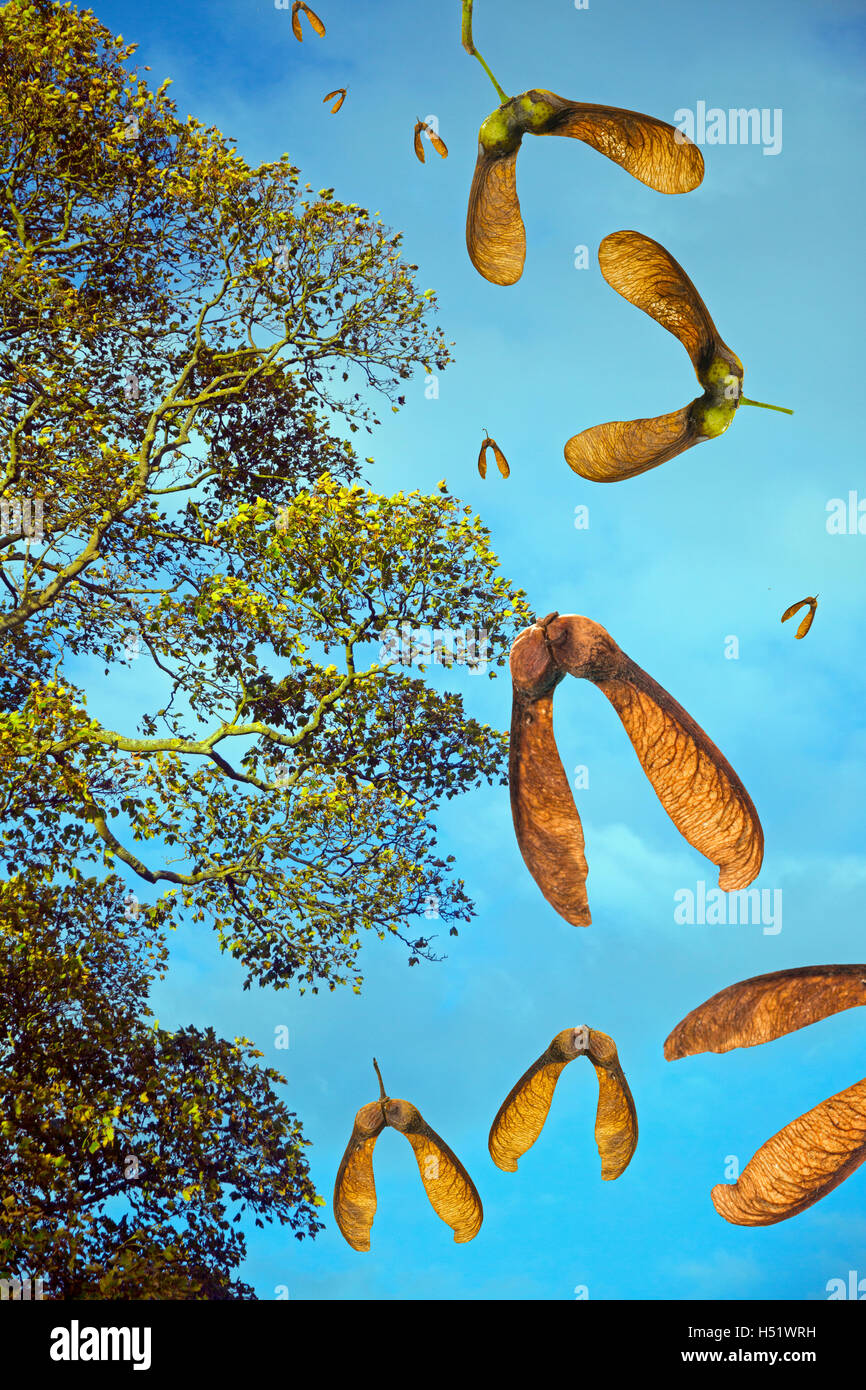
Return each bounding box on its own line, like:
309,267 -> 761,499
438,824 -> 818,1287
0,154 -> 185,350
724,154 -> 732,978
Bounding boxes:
323,88 -> 346,113
664,965 -> 866,1061
332,1060 -> 482,1250
780,595 -> 818,640
509,613 -> 763,926
477,433 -> 510,479
711,1078 -> 866,1226
489,1026 -> 637,1179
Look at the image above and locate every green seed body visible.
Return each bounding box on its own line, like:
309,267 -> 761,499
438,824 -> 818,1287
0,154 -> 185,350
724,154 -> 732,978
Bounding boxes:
478,105 -> 522,155
698,397 -> 738,439
478,91 -> 560,155
695,355 -> 744,438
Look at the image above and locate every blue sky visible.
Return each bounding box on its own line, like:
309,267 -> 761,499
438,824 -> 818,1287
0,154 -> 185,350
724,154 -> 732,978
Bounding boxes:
85,0 -> 866,1298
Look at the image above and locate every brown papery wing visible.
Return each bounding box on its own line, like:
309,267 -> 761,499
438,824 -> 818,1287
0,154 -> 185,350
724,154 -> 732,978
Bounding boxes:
291,2 -> 303,41
665,965 -> 866,1061
332,1102 -> 385,1251
712,1078 -> 866,1226
543,101 -> 704,193
598,674 -> 763,889
301,2 -> 326,36
780,598 -> 808,624
586,1029 -> 638,1180
796,606 -> 816,639
547,615 -> 763,890
509,686 -> 590,926
414,123 -> 426,163
564,402 -> 702,481
386,1101 -> 483,1243
598,231 -> 722,376
489,1028 -> 584,1172
466,148 -> 526,286
491,440 -> 510,478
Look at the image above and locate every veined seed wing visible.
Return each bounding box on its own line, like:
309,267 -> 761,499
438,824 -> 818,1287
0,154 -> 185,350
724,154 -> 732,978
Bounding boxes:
466,148 -> 525,286
539,99 -> 704,194
598,231 -> 726,376
509,621 -> 589,926
665,965 -> 866,1060
712,1078 -> 866,1225
385,1099 -> 483,1243
564,402 -> 702,481
332,1101 -> 386,1252
586,1028 -> 638,1180
546,614 -> 764,891
489,1027 -> 586,1172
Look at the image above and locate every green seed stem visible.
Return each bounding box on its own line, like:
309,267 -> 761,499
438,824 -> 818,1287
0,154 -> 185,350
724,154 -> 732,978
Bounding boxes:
740,396 -> 794,416
462,1 -> 509,103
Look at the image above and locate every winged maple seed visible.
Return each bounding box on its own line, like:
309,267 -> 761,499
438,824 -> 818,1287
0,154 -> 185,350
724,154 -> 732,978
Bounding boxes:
291,0 -> 325,41
413,120 -> 448,163
781,595 -> 818,640
565,231 -> 793,481
333,1059 -> 483,1251
665,965 -> 866,1224
489,1026 -> 637,1179
509,612 -> 763,926
477,432 -> 510,479
323,88 -> 347,114
466,96 -> 702,286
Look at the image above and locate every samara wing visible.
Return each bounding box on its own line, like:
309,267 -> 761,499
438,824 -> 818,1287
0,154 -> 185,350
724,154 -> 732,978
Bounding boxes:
665,966 -> 866,1061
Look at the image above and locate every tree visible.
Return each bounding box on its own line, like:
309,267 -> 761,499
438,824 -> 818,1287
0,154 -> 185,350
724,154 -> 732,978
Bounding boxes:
0,0 -> 531,1000
0,875 -> 324,1299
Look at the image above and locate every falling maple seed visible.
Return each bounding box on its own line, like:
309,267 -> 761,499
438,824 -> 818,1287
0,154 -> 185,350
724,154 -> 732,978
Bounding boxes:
781,595 -> 818,639
291,0 -> 325,41
489,1026 -> 637,1179
413,119 -> 448,163
323,87 -> 347,114
333,1058 -> 483,1251
477,431 -> 509,478
564,231 -> 793,482
461,0 -> 702,285
509,611 -> 763,927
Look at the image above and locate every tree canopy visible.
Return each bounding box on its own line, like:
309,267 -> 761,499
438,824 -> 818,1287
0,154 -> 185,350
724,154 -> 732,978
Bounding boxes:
0,0 -> 530,994
0,0 -> 530,1296
0,874 -> 323,1299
